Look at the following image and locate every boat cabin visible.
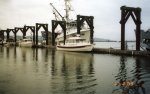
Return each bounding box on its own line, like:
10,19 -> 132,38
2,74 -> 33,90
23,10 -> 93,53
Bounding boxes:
66,37 -> 86,43
21,39 -> 32,42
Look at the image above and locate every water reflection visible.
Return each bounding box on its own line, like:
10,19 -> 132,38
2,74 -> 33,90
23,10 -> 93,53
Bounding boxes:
6,47 -> 9,58
113,56 -> 149,94
32,48 -> 38,61
0,46 -> 3,52
1,47 -> 150,94
14,47 -> 16,58
51,51 -> 97,94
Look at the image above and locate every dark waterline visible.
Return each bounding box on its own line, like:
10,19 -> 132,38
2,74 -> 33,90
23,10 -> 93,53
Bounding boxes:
0,47 -> 150,94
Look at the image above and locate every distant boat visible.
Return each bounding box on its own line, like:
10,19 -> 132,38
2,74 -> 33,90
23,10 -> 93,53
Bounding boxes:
56,36 -> 94,52
3,38 -> 16,46
135,29 -> 150,51
140,29 -> 150,51
19,38 -> 33,47
41,31 -> 46,40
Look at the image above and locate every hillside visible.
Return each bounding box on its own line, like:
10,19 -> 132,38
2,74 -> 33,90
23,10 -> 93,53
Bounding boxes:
93,38 -> 116,42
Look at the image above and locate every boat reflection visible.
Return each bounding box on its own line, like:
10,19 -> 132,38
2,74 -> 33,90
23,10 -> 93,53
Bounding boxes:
113,56 -> 148,94
51,51 -> 97,94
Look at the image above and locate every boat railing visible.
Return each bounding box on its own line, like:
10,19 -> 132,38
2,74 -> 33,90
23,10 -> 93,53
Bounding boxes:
65,42 -> 90,45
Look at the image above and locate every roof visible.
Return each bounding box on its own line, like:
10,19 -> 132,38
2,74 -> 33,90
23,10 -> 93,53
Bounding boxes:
22,38 -> 32,40
68,37 -> 85,40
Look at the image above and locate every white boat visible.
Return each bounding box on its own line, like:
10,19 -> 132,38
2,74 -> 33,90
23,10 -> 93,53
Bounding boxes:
56,36 -> 94,51
50,0 -> 92,47
19,38 -> 33,47
3,38 -> 16,46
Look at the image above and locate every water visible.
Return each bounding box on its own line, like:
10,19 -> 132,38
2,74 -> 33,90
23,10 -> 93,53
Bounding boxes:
95,42 -> 137,50
0,45 -> 150,94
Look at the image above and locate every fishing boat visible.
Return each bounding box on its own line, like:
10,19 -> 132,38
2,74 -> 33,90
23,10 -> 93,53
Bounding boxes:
19,38 -> 33,47
56,35 -> 94,51
140,29 -> 150,51
47,0 -> 93,47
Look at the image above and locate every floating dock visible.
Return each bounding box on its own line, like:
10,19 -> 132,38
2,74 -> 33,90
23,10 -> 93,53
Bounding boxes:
32,45 -> 150,57
92,48 -> 150,57
32,46 -> 150,57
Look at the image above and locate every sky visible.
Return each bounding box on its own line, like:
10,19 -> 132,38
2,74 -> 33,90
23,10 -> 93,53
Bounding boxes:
0,0 -> 150,41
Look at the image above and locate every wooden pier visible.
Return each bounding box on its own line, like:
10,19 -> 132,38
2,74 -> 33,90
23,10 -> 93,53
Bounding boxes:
92,48 -> 150,57
31,45 -> 150,57
32,44 -> 55,48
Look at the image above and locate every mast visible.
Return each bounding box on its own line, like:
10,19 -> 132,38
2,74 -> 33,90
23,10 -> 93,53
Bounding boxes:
65,0 -> 70,22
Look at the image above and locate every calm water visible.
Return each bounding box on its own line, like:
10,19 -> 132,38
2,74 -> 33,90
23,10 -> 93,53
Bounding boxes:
0,45 -> 150,94
95,42 -> 137,50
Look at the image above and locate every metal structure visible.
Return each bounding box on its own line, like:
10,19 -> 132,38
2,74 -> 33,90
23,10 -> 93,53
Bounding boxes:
36,23 -> 48,45
7,29 -> 15,40
77,15 -> 94,44
120,6 -> 142,51
52,20 -> 66,46
15,27 -> 24,39
14,27 -> 24,42
23,26 -> 35,44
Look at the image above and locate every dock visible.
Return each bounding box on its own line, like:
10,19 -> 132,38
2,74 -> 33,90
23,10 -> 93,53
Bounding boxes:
32,46 -> 150,57
32,45 -> 150,57
92,48 -> 150,57
32,45 -> 55,48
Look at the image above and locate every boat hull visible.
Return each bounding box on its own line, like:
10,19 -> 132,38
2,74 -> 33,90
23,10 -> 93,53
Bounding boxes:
19,43 -> 33,47
3,42 -> 16,46
56,44 -> 94,52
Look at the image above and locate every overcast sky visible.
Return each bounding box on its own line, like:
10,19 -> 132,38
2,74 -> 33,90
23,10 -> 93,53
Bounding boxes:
0,0 -> 150,41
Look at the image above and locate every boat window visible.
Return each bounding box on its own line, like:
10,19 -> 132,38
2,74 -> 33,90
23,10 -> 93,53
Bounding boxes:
76,40 -> 79,43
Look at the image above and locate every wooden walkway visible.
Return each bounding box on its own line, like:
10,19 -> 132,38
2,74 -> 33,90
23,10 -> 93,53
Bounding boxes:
92,48 -> 150,57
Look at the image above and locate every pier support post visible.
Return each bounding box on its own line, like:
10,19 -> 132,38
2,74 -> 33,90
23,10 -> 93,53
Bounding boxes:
120,6 -> 142,51
6,29 -> 11,40
0,30 -> 5,40
120,8 -> 125,50
23,25 -> 27,38
0,30 -> 2,39
136,9 -> 141,51
36,23 -> 49,45
77,15 -> 94,44
52,20 -> 66,46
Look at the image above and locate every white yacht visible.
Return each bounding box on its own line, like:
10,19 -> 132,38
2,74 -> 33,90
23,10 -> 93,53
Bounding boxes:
56,35 -> 94,51
19,38 -> 33,47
